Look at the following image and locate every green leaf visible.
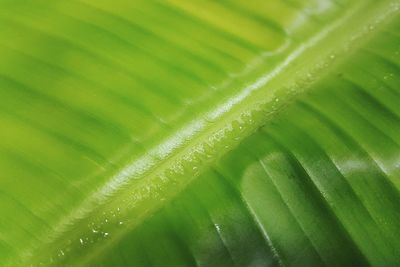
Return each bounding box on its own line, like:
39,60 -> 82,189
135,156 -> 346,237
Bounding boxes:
0,0 -> 399,266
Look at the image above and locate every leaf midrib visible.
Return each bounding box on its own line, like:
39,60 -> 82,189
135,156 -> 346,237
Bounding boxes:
23,1 -> 399,266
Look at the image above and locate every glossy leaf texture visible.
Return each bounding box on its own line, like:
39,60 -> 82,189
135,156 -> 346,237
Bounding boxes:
0,0 -> 399,266
89,15 -> 400,267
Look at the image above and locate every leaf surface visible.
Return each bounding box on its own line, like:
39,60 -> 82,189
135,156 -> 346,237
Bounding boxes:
0,0 -> 398,266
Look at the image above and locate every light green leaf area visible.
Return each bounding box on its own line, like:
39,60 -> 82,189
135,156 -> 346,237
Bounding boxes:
0,0 -> 399,266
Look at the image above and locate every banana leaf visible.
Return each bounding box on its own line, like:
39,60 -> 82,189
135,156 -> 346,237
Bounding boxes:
0,0 -> 399,266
